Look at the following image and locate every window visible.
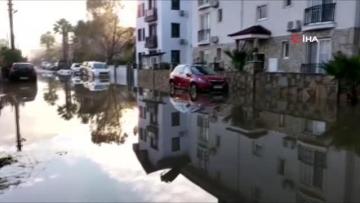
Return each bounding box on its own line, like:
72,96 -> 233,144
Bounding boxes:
171,50 -> 181,65
138,29 -> 142,42
149,24 -> 157,37
257,5 -> 268,20
282,41 -> 289,58
171,112 -> 180,126
171,137 -> 180,152
171,0 -> 180,10
142,29 -> 145,40
171,23 -> 180,38
278,158 -> 286,175
217,9 -> 223,22
216,48 -> 222,59
200,13 -> 210,30
284,0 -> 292,7
216,135 -> 221,147
137,3 -> 145,17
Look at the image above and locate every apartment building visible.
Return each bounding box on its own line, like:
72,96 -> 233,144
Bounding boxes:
136,0 -> 193,69
192,0 -> 360,73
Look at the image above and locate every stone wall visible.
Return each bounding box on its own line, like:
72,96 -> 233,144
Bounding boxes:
138,69 -> 170,92
137,70 -> 338,101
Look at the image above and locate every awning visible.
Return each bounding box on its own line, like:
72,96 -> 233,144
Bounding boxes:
228,25 -> 271,40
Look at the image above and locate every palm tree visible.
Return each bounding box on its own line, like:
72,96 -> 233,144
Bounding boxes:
53,18 -> 73,63
224,49 -> 249,72
321,52 -> 360,105
40,31 -> 55,51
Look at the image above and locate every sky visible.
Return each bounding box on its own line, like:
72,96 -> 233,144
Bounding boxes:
0,0 -> 137,58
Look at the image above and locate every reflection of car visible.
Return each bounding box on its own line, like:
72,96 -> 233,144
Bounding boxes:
9,63 -> 37,82
71,75 -> 83,87
57,69 -> 72,76
169,92 -> 227,113
70,63 -> 81,72
84,78 -> 110,92
82,61 -> 110,80
169,65 -> 228,97
3,82 -> 38,102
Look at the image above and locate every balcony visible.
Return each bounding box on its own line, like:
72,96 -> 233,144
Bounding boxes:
145,35 -> 158,49
300,64 -> 325,74
145,8 -> 157,22
303,3 -> 336,31
198,0 -> 210,9
198,29 -> 211,45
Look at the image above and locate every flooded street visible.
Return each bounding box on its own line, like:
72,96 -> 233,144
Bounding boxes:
0,72 -> 360,202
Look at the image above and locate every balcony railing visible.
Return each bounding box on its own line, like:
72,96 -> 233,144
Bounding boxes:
145,35 -> 158,49
145,8 -> 157,22
300,63 -> 325,74
304,3 -> 336,25
198,29 -> 211,43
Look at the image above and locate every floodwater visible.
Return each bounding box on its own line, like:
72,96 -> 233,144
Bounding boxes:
0,71 -> 360,202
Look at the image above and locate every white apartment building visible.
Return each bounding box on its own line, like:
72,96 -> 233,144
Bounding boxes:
135,0 -> 193,69
191,0 -> 360,73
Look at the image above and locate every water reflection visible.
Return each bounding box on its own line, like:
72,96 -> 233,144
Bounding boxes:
135,88 -> 360,203
0,83 -> 38,151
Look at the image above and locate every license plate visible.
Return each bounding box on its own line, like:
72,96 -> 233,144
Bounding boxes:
20,77 -> 29,80
213,85 -> 223,89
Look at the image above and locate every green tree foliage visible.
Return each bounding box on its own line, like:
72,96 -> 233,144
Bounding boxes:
53,18 -> 73,63
321,52 -> 360,105
224,49 -> 249,72
0,47 -> 25,68
40,31 -> 55,51
72,0 -> 134,64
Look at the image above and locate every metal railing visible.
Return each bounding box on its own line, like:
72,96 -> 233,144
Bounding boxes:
145,35 -> 158,49
145,8 -> 157,22
198,29 -> 211,43
304,3 -> 336,25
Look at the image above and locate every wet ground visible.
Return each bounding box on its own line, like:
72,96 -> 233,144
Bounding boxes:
0,71 -> 360,202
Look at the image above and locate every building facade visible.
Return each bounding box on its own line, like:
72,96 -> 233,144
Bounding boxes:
191,0 -> 360,73
136,0 -> 193,69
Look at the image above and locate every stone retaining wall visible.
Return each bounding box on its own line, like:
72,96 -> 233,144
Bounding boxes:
137,70 -> 339,101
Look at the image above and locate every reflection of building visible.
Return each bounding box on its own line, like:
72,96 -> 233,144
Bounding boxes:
134,91 -> 360,203
134,88 -> 190,175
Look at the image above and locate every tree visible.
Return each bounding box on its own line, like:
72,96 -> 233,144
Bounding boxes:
0,47 -> 25,78
71,0 -> 134,64
321,52 -> 360,105
40,31 -> 55,51
224,49 -> 249,72
53,18 -> 73,63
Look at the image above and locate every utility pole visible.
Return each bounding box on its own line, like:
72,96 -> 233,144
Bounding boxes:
8,0 -> 15,50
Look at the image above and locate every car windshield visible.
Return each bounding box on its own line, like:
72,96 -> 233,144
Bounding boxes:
93,63 -> 107,69
191,65 -> 215,75
14,64 -> 33,69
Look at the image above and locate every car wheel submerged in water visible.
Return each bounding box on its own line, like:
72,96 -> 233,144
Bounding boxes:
169,81 -> 176,95
189,83 -> 198,101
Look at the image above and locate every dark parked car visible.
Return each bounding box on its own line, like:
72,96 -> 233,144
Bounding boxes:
169,64 -> 228,97
9,63 -> 37,82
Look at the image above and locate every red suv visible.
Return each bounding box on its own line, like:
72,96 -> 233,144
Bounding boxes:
169,65 -> 228,97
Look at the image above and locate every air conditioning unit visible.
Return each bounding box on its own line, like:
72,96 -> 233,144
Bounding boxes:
210,0 -> 219,8
210,36 -> 219,44
179,10 -> 186,17
287,20 -> 302,32
179,39 -> 187,45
